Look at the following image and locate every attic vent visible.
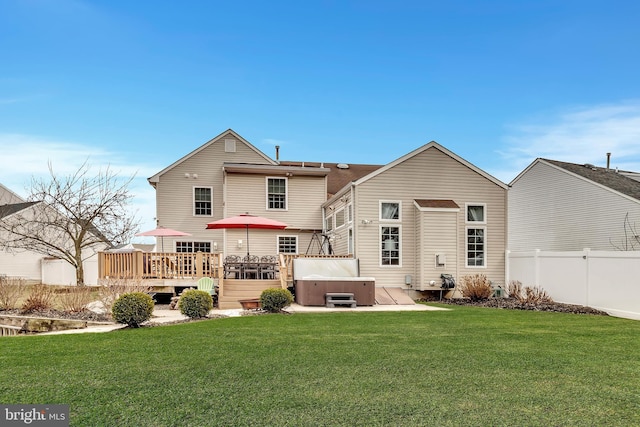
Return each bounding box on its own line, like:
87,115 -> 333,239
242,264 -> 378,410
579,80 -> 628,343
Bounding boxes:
336,163 -> 349,169
225,138 -> 236,153
583,163 -> 596,170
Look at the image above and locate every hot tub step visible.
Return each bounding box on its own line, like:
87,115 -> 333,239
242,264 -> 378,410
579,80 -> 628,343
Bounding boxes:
326,292 -> 357,308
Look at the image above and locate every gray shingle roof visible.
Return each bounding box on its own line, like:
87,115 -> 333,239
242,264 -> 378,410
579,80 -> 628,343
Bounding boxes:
0,202 -> 39,219
544,159 -> 640,201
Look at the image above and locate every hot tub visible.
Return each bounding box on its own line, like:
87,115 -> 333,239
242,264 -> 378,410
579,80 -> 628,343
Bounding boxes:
295,276 -> 376,306
292,258 -> 376,306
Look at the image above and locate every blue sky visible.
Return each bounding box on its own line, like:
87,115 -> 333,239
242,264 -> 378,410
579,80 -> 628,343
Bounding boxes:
2,0 -> 640,238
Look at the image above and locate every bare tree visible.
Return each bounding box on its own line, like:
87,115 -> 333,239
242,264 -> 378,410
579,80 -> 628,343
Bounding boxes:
0,161 -> 140,285
610,212 -> 640,251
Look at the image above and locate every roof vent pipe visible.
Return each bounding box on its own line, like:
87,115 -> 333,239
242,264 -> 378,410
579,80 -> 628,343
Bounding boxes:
606,152 -> 611,170
275,145 -> 280,162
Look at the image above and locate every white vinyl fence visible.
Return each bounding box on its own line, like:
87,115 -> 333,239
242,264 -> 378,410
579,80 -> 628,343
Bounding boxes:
507,249 -> 640,320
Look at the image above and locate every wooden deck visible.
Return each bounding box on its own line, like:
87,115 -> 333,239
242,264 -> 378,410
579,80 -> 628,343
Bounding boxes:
97,251 -> 354,308
218,279 -> 281,309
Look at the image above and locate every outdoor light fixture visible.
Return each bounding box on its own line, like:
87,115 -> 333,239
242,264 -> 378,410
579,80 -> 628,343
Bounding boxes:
361,219 -> 372,225
213,242 -> 218,251
237,239 -> 243,248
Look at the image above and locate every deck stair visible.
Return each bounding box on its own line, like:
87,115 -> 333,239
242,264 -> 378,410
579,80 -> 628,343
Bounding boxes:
218,279 -> 281,309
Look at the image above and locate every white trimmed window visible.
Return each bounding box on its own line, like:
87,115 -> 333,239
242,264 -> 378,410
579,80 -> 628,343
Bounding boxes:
347,204 -> 353,223
176,241 -> 211,253
267,177 -> 287,210
465,203 -> 486,267
278,235 -> 298,254
380,201 -> 401,221
194,187 -> 212,216
466,203 -> 486,224
325,214 -> 333,232
466,227 -> 486,267
380,226 -> 401,266
335,207 -> 345,228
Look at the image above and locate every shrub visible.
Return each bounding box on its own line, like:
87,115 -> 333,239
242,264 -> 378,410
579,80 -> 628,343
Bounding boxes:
98,278 -> 152,313
459,274 -> 493,301
507,280 -> 554,304
260,288 -> 294,313
0,277 -> 26,310
507,280 -> 523,299
112,292 -> 154,327
57,286 -> 93,313
178,289 -> 213,319
21,284 -> 55,312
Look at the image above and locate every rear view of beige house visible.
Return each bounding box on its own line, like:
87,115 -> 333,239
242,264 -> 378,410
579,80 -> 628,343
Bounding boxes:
146,131 -> 508,301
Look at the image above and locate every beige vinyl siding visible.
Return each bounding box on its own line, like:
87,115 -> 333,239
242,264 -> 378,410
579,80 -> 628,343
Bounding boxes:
323,195 -> 353,255
354,146 -> 506,287
415,208 -> 458,288
509,161 -> 640,251
154,135 -> 272,247
225,174 -> 324,229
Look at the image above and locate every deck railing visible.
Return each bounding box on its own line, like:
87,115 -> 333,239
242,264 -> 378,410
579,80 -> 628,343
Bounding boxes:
98,251 -> 223,280
99,251 -> 352,288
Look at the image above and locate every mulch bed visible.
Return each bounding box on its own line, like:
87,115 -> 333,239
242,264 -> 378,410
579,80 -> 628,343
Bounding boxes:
422,297 -> 609,315
0,308 -> 112,323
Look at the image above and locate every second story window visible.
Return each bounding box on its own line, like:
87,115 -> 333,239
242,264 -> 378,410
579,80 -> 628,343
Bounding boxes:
194,187 -> 212,216
267,177 -> 287,210
380,201 -> 401,221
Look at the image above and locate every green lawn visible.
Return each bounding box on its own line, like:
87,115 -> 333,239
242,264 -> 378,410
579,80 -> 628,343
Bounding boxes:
1,305 -> 638,426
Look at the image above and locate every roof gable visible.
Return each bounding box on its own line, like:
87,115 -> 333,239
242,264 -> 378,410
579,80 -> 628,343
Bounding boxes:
0,201 -> 40,219
148,129 -> 276,185
513,158 -> 640,203
0,183 -> 25,205
353,141 -> 508,190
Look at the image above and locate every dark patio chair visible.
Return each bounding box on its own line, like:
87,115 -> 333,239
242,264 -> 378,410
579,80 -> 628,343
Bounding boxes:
242,255 -> 260,279
260,255 -> 277,279
224,255 -> 242,279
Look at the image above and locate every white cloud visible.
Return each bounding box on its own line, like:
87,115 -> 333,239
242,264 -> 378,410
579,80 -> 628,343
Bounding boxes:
0,133 -> 159,239
490,100 -> 640,183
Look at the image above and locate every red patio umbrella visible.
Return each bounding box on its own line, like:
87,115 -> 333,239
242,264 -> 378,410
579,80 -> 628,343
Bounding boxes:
206,213 -> 288,257
135,226 -> 191,252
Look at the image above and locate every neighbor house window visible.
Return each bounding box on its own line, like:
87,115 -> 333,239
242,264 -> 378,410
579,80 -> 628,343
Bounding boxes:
278,235 -> 297,254
380,226 -> 401,266
466,227 -> 485,267
176,241 -> 212,253
347,204 -> 352,223
380,201 -> 401,221
267,177 -> 287,210
194,187 -> 212,216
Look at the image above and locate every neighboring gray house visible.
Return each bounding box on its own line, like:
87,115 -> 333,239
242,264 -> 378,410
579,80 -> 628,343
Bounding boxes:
509,158 -> 640,252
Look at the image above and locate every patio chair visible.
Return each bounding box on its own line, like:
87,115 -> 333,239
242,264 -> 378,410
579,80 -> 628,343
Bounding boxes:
197,277 -> 217,296
224,255 -> 242,279
260,255 -> 277,279
242,255 -> 260,279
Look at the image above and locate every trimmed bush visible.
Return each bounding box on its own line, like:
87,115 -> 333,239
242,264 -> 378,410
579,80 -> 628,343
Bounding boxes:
178,289 -> 213,319
112,292 -> 154,327
260,288 -> 293,313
